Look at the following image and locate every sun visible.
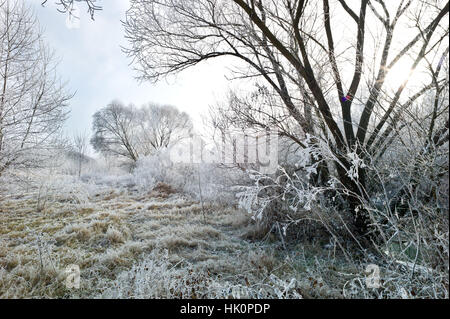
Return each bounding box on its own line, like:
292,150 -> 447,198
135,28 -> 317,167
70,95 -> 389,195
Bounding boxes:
383,56 -> 425,92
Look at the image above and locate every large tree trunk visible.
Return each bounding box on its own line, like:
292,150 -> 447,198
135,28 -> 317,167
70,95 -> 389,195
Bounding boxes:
335,155 -> 370,238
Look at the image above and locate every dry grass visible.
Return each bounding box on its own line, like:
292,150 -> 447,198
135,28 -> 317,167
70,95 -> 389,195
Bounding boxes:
1,173 -> 446,299
0,174 -> 266,298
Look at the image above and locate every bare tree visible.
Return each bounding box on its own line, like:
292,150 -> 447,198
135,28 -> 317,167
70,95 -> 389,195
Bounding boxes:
0,0 -> 73,178
123,0 -> 449,237
91,100 -> 192,163
40,0 -> 101,19
137,103 -> 193,153
72,131 -> 88,178
90,100 -> 139,162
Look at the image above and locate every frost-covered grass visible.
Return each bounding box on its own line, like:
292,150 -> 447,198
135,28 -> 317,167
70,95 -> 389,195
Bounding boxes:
0,172 -> 447,298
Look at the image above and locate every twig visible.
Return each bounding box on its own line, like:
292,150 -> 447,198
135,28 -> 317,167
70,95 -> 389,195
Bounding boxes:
197,164 -> 207,223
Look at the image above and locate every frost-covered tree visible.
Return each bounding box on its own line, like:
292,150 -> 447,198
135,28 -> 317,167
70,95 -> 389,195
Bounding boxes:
72,131 -> 89,177
0,0 -> 72,177
123,0 -> 449,237
91,100 -> 192,163
137,102 -> 193,152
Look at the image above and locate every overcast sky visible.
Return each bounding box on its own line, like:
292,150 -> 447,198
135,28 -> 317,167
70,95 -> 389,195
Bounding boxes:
28,0 -> 443,154
30,0 -> 232,142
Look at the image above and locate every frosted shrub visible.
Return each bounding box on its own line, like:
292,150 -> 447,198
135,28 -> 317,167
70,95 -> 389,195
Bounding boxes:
183,164 -> 248,204
101,249 -> 303,299
102,249 -> 222,299
236,138 -> 336,238
132,148 -> 248,204
133,150 -> 194,191
237,135 -> 448,263
365,145 -> 449,276
237,134 -> 448,296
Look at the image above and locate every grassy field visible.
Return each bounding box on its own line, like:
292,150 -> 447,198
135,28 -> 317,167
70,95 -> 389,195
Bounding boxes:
0,174 -> 446,298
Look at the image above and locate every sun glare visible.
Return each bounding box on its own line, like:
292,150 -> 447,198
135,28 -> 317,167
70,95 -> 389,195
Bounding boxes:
384,57 -> 425,92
